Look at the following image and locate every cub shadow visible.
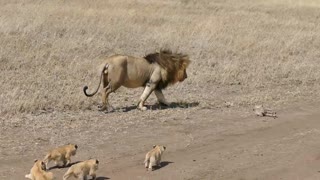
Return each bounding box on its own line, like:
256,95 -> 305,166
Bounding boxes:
48,161 -> 81,170
153,161 -> 174,171
96,177 -> 110,180
117,101 -> 199,113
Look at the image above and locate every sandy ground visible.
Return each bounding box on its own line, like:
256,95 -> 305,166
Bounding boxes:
1,101 -> 320,180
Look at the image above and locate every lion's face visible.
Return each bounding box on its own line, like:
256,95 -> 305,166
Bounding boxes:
176,59 -> 190,82
153,145 -> 166,152
177,68 -> 187,82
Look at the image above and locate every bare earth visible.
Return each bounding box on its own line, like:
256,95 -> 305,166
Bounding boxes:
1,101 -> 320,180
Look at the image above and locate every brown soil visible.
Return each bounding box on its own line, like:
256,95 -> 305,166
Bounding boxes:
2,102 -> 320,180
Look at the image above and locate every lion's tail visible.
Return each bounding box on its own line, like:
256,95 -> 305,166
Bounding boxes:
83,64 -> 109,97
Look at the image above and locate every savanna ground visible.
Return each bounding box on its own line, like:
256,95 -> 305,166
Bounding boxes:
1,0 -> 320,179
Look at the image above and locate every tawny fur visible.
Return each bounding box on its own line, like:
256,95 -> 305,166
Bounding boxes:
83,49 -> 191,111
25,159 -> 54,180
144,145 -> 166,171
253,105 -> 277,118
63,159 -> 99,180
43,144 -> 78,170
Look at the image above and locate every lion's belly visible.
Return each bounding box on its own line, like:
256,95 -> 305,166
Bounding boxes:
121,60 -> 152,88
122,79 -> 145,88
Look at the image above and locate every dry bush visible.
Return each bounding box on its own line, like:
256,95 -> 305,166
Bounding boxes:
1,0 -> 320,115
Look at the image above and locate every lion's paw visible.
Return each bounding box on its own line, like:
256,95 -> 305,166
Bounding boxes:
138,106 -> 147,111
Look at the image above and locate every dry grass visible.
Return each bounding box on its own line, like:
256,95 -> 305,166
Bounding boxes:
1,0 -> 320,116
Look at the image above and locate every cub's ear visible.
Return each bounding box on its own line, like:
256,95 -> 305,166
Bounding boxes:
163,146 -> 166,150
75,144 -> 78,149
41,161 -> 46,170
96,159 -> 99,164
153,145 -> 156,148
34,159 -> 38,163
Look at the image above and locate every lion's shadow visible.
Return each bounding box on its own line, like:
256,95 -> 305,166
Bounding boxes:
118,101 -> 199,113
152,161 -> 174,171
96,177 -> 110,180
48,161 -> 81,170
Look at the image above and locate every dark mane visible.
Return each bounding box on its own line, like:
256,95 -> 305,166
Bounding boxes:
144,49 -> 190,89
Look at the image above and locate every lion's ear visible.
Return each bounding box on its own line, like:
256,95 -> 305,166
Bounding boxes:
153,145 -> 156,148
180,58 -> 191,69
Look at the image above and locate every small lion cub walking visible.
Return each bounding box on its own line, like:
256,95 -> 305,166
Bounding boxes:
144,145 -> 166,171
25,159 -> 54,180
63,159 -> 99,180
43,144 -> 78,170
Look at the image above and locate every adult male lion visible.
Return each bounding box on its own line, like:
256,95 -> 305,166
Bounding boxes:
83,49 -> 191,111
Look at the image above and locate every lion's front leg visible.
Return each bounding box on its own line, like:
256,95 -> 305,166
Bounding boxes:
138,82 -> 156,111
154,89 -> 170,106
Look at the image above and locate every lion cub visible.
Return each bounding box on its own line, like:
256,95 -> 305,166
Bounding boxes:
144,145 -> 166,171
43,144 -> 78,170
63,159 -> 99,180
25,159 -> 54,180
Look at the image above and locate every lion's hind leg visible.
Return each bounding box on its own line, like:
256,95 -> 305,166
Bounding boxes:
100,63 -> 125,112
99,74 -> 118,112
100,82 -> 122,113
144,156 -> 150,169
148,156 -> 156,171
100,83 -> 123,113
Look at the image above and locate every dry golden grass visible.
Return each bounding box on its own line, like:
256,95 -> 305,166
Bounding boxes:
1,0 -> 320,116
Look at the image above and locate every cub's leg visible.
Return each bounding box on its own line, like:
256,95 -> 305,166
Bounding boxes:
148,156 -> 156,171
89,168 -> 97,180
63,168 -> 74,180
25,174 -> 33,179
78,173 -> 87,180
144,156 -> 150,169
156,156 -> 162,167
43,159 -> 51,170
65,152 -> 73,166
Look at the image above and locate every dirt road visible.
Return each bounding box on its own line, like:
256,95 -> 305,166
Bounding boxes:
1,102 -> 320,180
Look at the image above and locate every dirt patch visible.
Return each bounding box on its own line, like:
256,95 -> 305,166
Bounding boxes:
2,102 -> 320,179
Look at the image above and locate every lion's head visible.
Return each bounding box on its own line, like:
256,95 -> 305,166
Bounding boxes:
144,49 -> 191,89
